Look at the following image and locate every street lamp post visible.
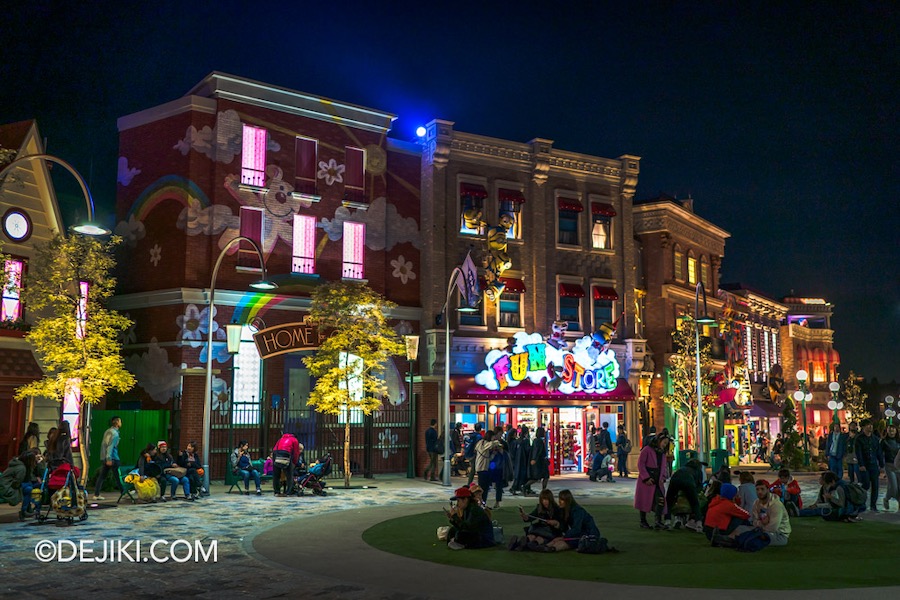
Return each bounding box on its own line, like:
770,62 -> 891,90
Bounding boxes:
693,281 -> 717,462
794,370 -> 812,467
201,236 -> 276,493
884,395 -> 896,425
1,153 -> 111,487
828,381 -> 843,426
442,267 -> 479,487
405,335 -> 419,479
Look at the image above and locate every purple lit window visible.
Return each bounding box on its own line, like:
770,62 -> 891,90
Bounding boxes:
241,125 -> 267,187
342,222 -> 365,279
1,259 -> 24,321
292,215 -> 316,274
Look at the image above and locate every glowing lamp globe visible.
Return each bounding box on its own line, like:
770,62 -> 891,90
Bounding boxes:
416,126 -> 427,138
793,391 -> 805,402
828,381 -> 840,393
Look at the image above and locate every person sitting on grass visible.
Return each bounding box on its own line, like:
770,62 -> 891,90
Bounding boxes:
154,441 -> 190,501
799,471 -> 864,522
445,486 -> 494,550
508,488 -> 563,551
750,479 -> 791,546
735,470 -> 757,510
769,468 -> 803,516
589,446 -> 615,482
704,483 -> 751,545
468,483 -> 492,521
547,489 -> 601,552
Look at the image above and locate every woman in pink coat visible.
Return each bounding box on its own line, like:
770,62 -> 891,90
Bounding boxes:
634,432 -> 670,529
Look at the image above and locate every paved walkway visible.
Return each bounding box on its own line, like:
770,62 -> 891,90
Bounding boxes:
0,471 -> 897,599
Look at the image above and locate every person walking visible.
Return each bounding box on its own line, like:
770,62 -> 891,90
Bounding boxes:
93,416 -> 123,501
464,423 -> 483,486
424,419 -> 440,481
846,422 -> 861,483
635,432 -> 670,529
524,426 -> 550,495
855,419 -> 884,512
616,425 -> 632,478
881,424 -> 900,511
825,424 -> 848,480
597,421 -> 613,453
450,422 -> 464,475
511,425 -> 531,495
474,430 -> 502,507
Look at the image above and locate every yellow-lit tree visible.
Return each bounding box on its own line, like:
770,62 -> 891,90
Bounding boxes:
304,281 -> 404,488
662,321 -> 717,450
841,370 -> 870,421
14,234 -> 135,474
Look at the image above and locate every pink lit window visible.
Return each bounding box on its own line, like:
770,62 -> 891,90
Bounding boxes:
75,281 -> 88,340
239,207 -> 264,269
342,222 -> 365,279
241,124 -> 267,187
292,215 -> 317,274
63,378 -> 81,449
1,259 -> 24,321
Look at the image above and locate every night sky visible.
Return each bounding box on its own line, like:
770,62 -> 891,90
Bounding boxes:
1,2 -> 897,382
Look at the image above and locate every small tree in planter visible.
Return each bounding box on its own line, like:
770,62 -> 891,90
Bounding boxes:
13,234 -> 135,482
304,281 -> 404,488
780,399 -> 803,469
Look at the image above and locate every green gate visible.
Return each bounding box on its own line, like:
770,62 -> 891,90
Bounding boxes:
88,410 -> 169,479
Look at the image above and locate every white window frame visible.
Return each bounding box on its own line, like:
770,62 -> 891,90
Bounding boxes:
556,275 -> 585,335
495,181 -> 524,241
590,279 -> 618,332
555,190 -> 582,249
457,175 -> 489,237
588,194 -> 614,251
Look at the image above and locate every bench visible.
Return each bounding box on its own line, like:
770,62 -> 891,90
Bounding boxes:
116,465 -> 137,504
225,459 -> 272,494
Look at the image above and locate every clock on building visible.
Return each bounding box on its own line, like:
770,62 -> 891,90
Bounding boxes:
3,208 -> 32,242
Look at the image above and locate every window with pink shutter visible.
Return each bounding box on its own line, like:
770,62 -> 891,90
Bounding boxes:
239,207 -> 264,268
75,281 -> 88,340
292,215 -> 317,274
342,221 -> 365,279
295,137 -> 318,196
241,125 -> 267,187
1,259 -> 23,321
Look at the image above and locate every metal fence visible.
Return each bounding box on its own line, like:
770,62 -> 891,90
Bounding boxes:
204,398 -> 411,480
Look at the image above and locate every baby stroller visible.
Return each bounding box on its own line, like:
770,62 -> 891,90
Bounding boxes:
36,463 -> 88,525
295,453 -> 333,496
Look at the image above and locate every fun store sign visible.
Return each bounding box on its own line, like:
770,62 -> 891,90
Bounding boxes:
474,332 -> 620,394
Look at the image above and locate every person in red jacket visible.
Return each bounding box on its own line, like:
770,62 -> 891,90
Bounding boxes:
769,468 -> 803,516
272,433 -> 301,496
704,483 -> 751,544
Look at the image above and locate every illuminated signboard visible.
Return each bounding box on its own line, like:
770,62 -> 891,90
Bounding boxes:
474,332 -> 620,394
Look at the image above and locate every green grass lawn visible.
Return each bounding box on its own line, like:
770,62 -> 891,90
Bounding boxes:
362,504 -> 894,589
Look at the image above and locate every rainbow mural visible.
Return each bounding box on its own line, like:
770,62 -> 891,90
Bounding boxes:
231,275 -> 323,325
128,175 -> 210,221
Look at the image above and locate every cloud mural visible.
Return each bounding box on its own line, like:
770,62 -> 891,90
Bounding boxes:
117,157 -> 141,186
177,195 -> 236,236
113,214 -> 146,248
125,339 -> 181,404
173,109 -> 243,164
318,197 -> 420,250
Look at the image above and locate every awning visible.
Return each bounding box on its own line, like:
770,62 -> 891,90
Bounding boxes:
557,198 -> 583,212
558,283 -> 585,298
498,188 -> 526,204
591,202 -> 617,217
829,348 -> 840,364
796,347 -> 809,364
812,347 -> 826,363
451,375 -> 636,401
748,401 -> 782,418
499,277 -> 526,293
592,286 -> 618,301
460,182 -> 488,199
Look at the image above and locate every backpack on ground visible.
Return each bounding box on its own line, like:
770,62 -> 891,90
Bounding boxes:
734,528 -> 770,552
576,535 -> 616,554
845,482 -> 867,506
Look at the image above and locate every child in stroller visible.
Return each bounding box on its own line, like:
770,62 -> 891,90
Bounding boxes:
295,453 -> 333,496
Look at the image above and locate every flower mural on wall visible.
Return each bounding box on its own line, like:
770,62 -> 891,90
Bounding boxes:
390,255 -> 416,284
199,328 -> 231,364
149,243 -> 162,266
317,158 -> 345,186
176,304 -> 218,348
211,376 -> 230,415
377,428 -> 399,459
